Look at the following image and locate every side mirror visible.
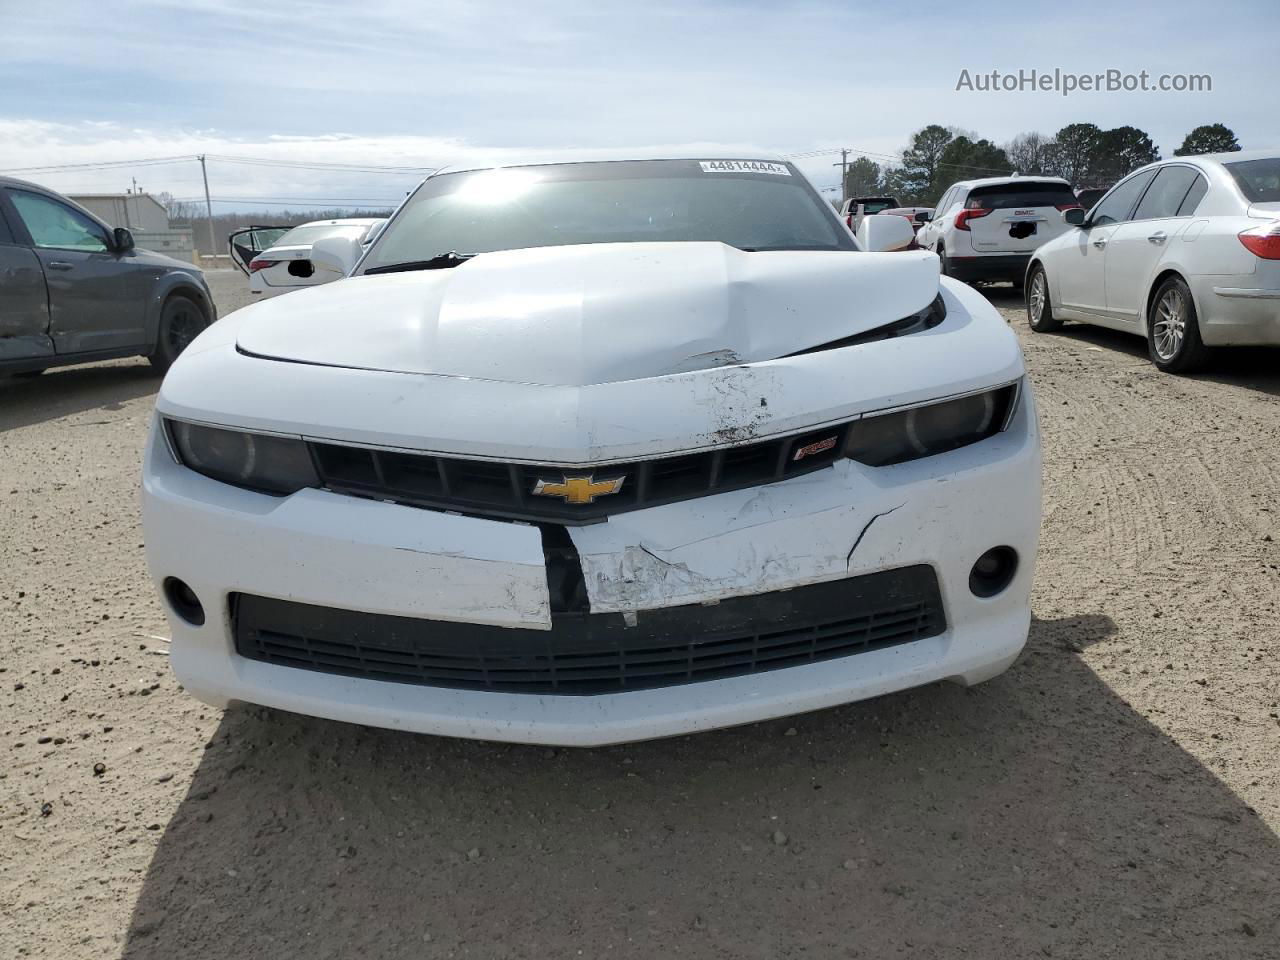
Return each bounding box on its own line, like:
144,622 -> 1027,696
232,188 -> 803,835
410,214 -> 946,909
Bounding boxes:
113,227 -> 135,252
310,235 -> 363,277
362,221 -> 386,246
856,214 -> 916,252
1064,207 -> 1087,226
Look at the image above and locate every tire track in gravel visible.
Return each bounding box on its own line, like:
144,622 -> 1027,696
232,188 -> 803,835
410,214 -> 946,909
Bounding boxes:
996,297 -> 1280,591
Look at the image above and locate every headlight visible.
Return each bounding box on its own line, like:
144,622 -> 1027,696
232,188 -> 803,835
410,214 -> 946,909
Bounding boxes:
167,420 -> 318,495
846,384 -> 1018,467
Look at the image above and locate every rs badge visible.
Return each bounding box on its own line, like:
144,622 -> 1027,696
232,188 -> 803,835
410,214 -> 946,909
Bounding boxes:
532,475 -> 626,505
792,436 -> 838,461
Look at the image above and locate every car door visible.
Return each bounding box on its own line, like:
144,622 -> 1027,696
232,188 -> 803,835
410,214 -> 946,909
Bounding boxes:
921,187 -> 954,250
1056,169 -> 1157,318
5,187 -> 148,353
0,200 -> 54,362
228,225 -> 293,277
1103,165 -> 1203,323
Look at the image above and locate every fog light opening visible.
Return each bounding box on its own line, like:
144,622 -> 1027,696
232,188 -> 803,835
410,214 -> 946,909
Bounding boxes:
969,547 -> 1018,598
163,577 -> 206,626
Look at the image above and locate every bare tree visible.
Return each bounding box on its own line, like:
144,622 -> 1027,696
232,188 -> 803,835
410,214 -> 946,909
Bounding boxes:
1005,132 -> 1056,176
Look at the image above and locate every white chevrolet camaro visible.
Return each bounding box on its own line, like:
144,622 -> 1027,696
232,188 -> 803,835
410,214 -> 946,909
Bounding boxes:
1026,150 -> 1280,372
142,154 -> 1042,746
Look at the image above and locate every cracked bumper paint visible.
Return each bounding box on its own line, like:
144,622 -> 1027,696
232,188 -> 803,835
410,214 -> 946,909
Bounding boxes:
142,386 -> 1040,746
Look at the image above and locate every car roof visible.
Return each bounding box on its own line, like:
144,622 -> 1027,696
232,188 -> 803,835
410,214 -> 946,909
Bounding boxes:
1106,150 -> 1276,185
950,175 -> 1072,191
433,148 -> 789,177
1194,148 -> 1277,164
0,174 -> 58,191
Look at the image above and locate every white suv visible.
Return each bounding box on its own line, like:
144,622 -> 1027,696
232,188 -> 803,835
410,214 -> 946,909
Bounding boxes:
916,177 -> 1082,286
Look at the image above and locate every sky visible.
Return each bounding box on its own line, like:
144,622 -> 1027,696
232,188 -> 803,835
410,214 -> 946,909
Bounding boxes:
0,0 -> 1276,209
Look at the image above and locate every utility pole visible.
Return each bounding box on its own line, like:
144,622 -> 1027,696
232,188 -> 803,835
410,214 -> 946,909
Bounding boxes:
124,176 -> 138,231
198,155 -> 216,261
832,148 -> 850,203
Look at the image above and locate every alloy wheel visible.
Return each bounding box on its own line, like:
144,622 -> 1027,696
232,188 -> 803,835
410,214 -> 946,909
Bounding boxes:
1029,272 -> 1046,323
1152,288 -> 1186,360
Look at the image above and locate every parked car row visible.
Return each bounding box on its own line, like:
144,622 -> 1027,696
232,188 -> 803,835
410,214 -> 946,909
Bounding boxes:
892,152 -> 1280,372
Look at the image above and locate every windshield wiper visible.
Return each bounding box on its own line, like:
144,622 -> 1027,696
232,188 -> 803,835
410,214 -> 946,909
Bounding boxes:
364,252 -> 476,275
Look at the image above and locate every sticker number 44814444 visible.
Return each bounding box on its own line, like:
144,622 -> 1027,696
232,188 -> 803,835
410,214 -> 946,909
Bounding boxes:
700,160 -> 790,176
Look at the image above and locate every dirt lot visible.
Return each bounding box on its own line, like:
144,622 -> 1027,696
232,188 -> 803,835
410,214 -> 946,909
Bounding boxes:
2,273 -> 1278,959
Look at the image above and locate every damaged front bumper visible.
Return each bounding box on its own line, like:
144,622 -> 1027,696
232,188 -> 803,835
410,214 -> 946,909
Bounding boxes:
141,381 -> 1041,746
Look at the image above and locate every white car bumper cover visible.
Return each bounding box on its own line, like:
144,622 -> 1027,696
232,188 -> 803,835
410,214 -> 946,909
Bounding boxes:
142,387 -> 1041,746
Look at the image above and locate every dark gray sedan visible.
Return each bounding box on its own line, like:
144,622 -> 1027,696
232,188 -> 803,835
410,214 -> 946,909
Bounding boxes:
0,176 -> 215,377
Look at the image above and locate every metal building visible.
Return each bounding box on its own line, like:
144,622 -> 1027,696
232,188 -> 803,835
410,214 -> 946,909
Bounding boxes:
67,192 -> 197,264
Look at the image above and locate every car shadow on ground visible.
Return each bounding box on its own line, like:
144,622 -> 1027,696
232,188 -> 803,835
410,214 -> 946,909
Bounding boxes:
0,361 -> 159,432
120,611 -> 1278,959
1194,349 -> 1280,398
1038,323 -> 1280,397
976,282 -> 1280,397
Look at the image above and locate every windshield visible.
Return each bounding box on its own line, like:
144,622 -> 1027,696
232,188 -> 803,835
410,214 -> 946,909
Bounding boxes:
1225,158 -> 1280,203
358,159 -> 854,272
966,182 -> 1078,209
274,223 -> 372,247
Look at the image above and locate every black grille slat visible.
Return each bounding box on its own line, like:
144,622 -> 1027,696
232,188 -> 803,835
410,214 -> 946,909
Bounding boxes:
307,420 -> 858,525
232,566 -> 946,696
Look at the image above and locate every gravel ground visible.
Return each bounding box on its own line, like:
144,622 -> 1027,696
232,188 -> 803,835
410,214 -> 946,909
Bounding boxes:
2,273 -> 1277,959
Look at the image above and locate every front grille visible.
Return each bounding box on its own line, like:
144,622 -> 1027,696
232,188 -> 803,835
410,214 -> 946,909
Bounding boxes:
231,565 -> 945,696
309,420 -> 854,525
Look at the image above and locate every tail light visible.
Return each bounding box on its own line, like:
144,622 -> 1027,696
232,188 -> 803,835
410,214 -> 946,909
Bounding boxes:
248,258 -> 280,273
954,208 -> 991,231
1238,223 -> 1280,260
1055,203 -> 1083,212
845,214 -> 854,228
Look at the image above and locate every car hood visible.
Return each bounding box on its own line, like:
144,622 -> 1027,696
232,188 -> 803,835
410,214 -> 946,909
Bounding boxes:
234,242 -> 940,387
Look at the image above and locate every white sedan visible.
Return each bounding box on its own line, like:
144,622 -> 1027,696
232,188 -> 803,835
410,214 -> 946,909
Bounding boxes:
242,218 -> 385,299
142,153 -> 1041,746
1026,150 -> 1280,372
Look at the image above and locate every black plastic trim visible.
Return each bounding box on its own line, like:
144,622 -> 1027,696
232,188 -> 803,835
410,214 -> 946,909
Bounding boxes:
231,565 -> 946,696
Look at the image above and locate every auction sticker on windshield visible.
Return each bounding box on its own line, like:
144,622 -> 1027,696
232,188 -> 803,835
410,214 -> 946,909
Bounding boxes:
700,160 -> 790,175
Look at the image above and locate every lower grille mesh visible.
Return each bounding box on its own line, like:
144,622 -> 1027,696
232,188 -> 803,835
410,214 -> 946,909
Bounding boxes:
232,565 -> 945,696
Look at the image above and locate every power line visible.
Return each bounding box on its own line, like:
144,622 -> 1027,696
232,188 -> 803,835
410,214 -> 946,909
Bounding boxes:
1,154 -> 437,176
172,197 -> 401,207
208,155 -> 436,174
0,155 -> 198,174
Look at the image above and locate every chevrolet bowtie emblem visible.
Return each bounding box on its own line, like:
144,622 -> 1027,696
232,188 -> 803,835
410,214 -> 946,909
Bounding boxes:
532,474 -> 625,505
